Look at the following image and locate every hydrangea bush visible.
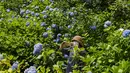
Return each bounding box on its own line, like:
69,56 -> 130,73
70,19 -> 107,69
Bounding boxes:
0,0 -> 130,73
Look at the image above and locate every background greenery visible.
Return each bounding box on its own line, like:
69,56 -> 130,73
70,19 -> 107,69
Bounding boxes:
0,0 -> 130,73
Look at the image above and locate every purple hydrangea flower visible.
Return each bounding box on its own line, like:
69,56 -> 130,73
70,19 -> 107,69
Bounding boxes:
33,43 -> 43,55
24,66 -> 37,73
53,39 -> 57,42
69,12 -> 74,16
104,24 -> 108,28
104,21 -> 112,26
50,0 -> 54,3
31,11 -> 35,16
12,15 -> 15,18
88,71 -> 92,73
56,37 -> 60,43
49,8 -> 53,11
41,11 -> 46,14
45,6 -> 50,10
68,25 -> 72,29
122,30 -> 130,37
20,9 -> 25,15
26,22 -> 30,26
35,13 -> 39,17
41,22 -> 46,26
43,32 -> 48,38
6,9 -> 10,12
11,61 -> 19,70
64,54 -> 69,58
26,15 -> 29,19
51,24 -> 57,29
57,33 -> 62,37
43,15 -> 48,19
46,27 -> 51,30
26,10 -> 31,14
90,26 -> 96,30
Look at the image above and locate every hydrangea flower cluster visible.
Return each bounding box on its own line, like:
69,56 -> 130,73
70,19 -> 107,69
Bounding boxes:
11,61 -> 19,70
122,30 -> 130,37
90,25 -> 96,30
33,43 -> 43,55
104,20 -> 112,28
51,24 -> 57,29
24,66 -> 37,73
43,32 -> 48,38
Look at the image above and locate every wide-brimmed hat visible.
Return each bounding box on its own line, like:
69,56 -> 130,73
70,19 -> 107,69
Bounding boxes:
72,36 -> 84,47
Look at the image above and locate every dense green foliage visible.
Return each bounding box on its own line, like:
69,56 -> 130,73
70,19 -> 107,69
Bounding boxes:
0,0 -> 130,73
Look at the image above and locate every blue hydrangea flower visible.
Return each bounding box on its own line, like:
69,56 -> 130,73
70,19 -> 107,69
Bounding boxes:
64,54 -> 69,58
24,66 -> 37,73
46,27 -> 51,30
50,0 -> 54,3
6,9 -> 10,12
49,8 -> 53,11
45,6 -> 50,10
11,61 -> 19,70
43,32 -> 48,38
35,13 -> 39,17
26,10 -> 31,14
31,11 -> 35,16
68,25 -> 72,29
104,24 -> 108,28
26,22 -> 30,26
56,37 -> 60,43
40,22 -> 46,27
104,21 -> 111,26
12,15 -> 15,18
57,33 -> 62,37
41,11 -> 46,14
51,24 -> 57,29
20,9 -> 25,15
33,43 -> 43,55
87,71 -> 92,73
43,15 -> 48,19
90,25 -> 96,30
69,12 -> 74,16
53,39 -> 57,42
26,15 -> 29,19
122,30 -> 130,37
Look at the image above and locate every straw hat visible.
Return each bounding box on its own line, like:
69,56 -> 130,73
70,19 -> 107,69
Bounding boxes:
72,36 -> 84,47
